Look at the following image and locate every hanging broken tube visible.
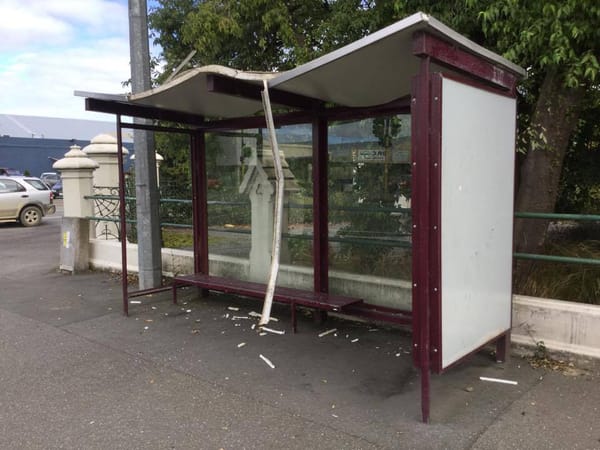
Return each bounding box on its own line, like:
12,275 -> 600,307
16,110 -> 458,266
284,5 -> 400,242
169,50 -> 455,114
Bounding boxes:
258,79 -> 286,327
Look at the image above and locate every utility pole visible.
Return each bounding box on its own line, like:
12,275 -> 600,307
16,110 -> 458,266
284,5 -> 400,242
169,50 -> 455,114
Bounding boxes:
128,0 -> 162,289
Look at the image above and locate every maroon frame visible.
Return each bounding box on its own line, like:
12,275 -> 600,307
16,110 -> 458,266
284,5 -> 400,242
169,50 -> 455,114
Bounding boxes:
410,33 -> 520,421
410,56 -> 433,423
87,28 -> 523,424
312,116 -> 329,294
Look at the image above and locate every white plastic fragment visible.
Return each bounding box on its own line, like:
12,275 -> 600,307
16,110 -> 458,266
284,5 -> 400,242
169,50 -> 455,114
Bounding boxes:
259,354 -> 275,369
368,328 -> 378,332
144,326 -> 149,330
249,311 -> 278,322
259,332 -> 267,336
261,326 -> 285,335
479,376 -> 518,385
130,300 -> 141,304
151,306 -> 157,310
186,309 -> 192,313
237,342 -> 246,348
228,306 -> 240,311
251,324 -> 256,330
351,338 -> 359,343
318,328 -> 337,338
232,316 -> 250,320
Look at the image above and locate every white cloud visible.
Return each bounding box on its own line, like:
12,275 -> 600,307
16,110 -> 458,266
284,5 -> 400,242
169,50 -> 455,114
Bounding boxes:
0,0 -> 128,49
0,0 -> 135,120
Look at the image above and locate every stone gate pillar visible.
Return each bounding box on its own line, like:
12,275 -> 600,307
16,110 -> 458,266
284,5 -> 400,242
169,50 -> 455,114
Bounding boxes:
53,145 -> 99,272
82,134 -> 129,239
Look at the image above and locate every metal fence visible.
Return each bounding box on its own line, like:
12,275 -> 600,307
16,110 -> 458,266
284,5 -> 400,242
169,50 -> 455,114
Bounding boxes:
85,189 -> 600,266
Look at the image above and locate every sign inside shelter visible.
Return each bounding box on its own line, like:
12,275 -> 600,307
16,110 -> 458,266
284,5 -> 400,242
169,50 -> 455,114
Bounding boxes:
356,149 -> 385,162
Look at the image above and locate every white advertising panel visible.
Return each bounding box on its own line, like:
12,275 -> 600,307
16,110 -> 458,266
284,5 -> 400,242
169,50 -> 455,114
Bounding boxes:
440,77 -> 516,369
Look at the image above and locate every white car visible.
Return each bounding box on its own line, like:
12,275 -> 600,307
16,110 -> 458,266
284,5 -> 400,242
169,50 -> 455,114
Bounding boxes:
0,176 -> 56,226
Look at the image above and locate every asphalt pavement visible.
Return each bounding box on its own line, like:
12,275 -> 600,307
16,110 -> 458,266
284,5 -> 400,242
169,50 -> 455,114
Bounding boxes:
0,202 -> 598,449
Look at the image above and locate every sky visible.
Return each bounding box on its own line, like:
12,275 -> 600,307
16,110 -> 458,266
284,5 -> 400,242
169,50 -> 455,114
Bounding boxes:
0,0 -> 160,122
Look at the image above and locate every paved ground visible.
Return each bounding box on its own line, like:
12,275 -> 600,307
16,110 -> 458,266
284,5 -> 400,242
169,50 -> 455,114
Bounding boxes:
0,203 -> 598,449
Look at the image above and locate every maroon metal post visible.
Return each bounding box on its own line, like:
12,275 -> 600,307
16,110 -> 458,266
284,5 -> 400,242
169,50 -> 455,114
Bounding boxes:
428,73 -> 444,373
411,56 -> 433,423
116,115 -> 129,315
191,131 -> 209,276
312,116 -> 329,294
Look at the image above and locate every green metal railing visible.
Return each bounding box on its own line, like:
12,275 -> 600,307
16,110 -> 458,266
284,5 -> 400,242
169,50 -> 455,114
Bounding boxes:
85,194 -> 412,249
85,193 -> 598,265
514,212 -> 600,266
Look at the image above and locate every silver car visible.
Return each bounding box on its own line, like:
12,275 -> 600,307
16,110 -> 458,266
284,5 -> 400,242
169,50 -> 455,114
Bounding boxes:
0,177 -> 56,226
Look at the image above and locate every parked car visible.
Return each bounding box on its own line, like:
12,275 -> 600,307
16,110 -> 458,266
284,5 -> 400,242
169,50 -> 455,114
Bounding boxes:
51,179 -> 63,198
40,172 -> 60,187
0,167 -> 23,176
0,176 -> 56,226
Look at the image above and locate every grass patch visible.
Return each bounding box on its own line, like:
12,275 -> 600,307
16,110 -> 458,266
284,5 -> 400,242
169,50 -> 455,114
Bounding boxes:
518,239 -> 600,305
161,228 -> 228,250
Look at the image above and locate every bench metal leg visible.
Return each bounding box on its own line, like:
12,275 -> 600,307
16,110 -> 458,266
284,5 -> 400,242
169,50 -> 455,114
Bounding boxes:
291,301 -> 297,333
495,332 -> 510,363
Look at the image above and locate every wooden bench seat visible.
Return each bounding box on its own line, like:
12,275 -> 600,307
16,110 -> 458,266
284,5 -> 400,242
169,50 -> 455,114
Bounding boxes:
172,273 -> 363,332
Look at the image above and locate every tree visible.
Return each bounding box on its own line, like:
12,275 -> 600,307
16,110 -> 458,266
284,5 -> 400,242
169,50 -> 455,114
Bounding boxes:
149,0 -> 600,289
469,1 -> 600,287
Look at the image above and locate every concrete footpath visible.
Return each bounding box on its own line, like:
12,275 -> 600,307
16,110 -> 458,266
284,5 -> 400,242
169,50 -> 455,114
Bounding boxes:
0,215 -> 598,449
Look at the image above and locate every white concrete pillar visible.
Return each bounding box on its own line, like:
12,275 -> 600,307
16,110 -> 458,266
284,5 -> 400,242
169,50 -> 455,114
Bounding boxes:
83,134 -> 129,239
53,145 -> 99,273
82,133 -> 129,187
53,145 -> 99,218
248,174 -> 275,281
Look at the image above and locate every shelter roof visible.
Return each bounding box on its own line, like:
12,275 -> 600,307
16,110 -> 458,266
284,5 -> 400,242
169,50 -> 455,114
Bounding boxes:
77,12 -> 526,122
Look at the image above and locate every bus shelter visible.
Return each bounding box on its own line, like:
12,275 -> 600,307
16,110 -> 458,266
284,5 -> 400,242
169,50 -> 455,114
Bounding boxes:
78,12 -> 526,422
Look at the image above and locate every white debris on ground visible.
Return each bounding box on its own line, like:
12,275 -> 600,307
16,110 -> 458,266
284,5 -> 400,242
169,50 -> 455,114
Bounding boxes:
479,376 -> 518,385
130,300 -> 141,304
260,326 -> 285,335
227,306 -> 240,311
259,354 -> 275,369
249,311 -> 279,322
318,328 -> 337,338
237,342 -> 246,348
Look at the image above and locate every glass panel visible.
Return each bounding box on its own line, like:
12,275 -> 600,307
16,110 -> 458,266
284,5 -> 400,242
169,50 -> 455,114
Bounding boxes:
328,115 -> 412,285
261,124 -> 314,289
205,131 -> 252,274
153,131 -> 193,250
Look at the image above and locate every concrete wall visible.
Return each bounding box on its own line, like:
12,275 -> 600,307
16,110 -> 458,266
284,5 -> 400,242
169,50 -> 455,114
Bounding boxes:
512,295 -> 600,359
88,239 -> 411,310
88,239 -> 600,359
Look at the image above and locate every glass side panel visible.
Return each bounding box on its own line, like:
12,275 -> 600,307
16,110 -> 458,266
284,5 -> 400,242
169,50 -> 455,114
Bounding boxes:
327,115 -> 412,304
261,124 -> 314,289
205,131 -> 252,276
